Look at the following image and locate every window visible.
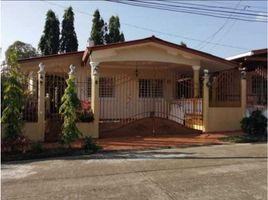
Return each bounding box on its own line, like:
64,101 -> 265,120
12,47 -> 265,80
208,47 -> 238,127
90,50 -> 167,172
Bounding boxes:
88,77 -> 115,98
87,77 -> 91,97
139,79 -> 163,98
100,77 -> 115,98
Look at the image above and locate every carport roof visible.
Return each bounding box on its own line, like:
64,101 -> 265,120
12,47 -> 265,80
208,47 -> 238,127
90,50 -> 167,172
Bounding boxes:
83,36 -> 238,68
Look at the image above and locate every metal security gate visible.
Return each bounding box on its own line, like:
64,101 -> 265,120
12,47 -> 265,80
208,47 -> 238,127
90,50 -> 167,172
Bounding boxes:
247,66 -> 267,111
99,65 -> 203,137
45,73 -> 68,142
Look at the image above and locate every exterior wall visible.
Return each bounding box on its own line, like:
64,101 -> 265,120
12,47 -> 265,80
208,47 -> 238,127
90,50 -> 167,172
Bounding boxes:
206,107 -> 243,132
1,123 -> 42,141
76,123 -> 98,138
23,123 -> 43,141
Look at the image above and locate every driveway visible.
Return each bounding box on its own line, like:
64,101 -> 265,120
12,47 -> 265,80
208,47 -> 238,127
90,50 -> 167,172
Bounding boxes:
2,143 -> 267,200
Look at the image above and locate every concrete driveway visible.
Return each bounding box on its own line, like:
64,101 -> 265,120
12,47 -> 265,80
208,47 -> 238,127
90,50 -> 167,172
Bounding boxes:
2,143 -> 267,200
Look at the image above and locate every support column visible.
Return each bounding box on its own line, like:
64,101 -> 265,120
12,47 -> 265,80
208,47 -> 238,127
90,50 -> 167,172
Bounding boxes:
90,61 -> 100,138
37,63 -> 45,141
240,69 -> 247,117
202,69 -> 210,132
192,65 -> 201,98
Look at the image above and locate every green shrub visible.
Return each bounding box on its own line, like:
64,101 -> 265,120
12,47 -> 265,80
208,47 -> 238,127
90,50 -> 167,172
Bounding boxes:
240,110 -> 267,137
31,143 -> 43,154
83,136 -> 101,153
59,73 -> 82,145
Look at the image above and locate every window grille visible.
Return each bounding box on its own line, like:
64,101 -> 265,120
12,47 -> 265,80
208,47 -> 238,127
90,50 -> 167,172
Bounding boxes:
139,79 -> 163,98
87,77 -> 91,97
100,77 -> 115,97
175,78 -> 193,98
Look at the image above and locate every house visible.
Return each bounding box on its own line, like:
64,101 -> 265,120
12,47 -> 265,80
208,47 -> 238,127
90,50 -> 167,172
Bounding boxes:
18,36 -> 247,142
227,48 -> 267,113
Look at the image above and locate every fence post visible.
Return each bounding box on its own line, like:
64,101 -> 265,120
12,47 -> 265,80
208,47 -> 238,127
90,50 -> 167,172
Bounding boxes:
37,63 -> 46,141
202,69 -> 210,132
90,61 -> 100,138
240,69 -> 247,117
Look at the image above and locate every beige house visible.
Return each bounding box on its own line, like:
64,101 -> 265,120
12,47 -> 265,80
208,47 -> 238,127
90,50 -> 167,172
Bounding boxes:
18,36 -> 247,142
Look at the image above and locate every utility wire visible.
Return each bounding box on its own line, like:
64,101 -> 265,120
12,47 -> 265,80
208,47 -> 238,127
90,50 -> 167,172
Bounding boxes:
197,0 -> 242,50
40,0 -> 251,50
132,0 -> 267,17
109,0 -> 267,22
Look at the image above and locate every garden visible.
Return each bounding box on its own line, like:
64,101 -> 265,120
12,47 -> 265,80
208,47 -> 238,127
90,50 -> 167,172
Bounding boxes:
1,53 -> 101,162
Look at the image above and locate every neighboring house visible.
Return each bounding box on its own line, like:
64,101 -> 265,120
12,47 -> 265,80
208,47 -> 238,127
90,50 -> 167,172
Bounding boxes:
18,36 -> 247,141
227,49 -> 267,113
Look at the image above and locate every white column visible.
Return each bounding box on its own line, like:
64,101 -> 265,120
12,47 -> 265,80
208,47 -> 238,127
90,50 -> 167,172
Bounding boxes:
192,65 -> 201,98
240,69 -> 247,117
37,63 -> 46,141
202,69 -> 209,132
90,61 -> 100,138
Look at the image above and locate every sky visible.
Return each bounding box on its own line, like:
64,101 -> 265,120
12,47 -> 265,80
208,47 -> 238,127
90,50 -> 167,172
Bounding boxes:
1,0 -> 267,62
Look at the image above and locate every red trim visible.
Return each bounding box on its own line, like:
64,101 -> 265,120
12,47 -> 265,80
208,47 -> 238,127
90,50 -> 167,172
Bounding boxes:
18,51 -> 84,62
84,36 -> 238,67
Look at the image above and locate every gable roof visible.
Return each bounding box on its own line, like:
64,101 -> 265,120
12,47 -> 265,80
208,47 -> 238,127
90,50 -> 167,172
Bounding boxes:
83,36 -> 238,67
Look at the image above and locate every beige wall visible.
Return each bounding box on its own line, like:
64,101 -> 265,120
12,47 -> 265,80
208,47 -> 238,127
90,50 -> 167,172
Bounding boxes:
77,123 -> 98,139
23,123 -> 43,141
206,107 -> 243,132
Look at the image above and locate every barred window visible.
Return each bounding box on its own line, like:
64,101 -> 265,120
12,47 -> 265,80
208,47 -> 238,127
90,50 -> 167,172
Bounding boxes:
100,77 -> 115,98
88,77 -> 115,98
139,79 -> 163,98
87,77 -> 91,97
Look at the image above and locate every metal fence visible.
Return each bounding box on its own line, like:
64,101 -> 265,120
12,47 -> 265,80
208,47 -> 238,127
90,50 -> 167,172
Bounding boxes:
246,66 -> 267,110
209,69 -> 241,107
98,66 -> 203,133
23,72 -> 38,122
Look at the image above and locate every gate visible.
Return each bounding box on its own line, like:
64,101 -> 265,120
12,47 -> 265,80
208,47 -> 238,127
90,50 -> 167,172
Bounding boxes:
99,66 -> 203,138
45,72 -> 68,142
246,66 -> 267,111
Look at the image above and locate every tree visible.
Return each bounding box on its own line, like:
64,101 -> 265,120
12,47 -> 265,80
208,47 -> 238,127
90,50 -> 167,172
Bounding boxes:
1,50 -> 25,141
60,7 -> 78,53
39,10 -> 60,55
5,41 -> 38,65
59,70 -> 81,145
106,16 -> 125,44
89,9 -> 105,45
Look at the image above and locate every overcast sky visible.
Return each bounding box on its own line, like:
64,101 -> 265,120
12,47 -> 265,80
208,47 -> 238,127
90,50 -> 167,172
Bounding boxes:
1,0 -> 267,62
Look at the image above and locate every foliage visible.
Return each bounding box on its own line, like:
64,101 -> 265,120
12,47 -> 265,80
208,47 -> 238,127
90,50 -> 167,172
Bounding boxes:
2,135 -> 31,153
31,143 -> 43,154
220,134 -> 267,143
78,110 -> 94,122
39,10 -> 60,55
5,41 -> 38,65
90,9 -> 105,45
59,74 -> 82,145
105,15 -> 125,44
1,50 -> 25,141
60,7 -> 78,53
240,110 -> 267,136
12,135 -> 31,153
83,136 -> 101,153
89,10 -> 125,45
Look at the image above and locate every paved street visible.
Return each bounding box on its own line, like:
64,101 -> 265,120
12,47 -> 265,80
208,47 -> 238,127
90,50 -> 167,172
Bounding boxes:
2,143 -> 267,200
